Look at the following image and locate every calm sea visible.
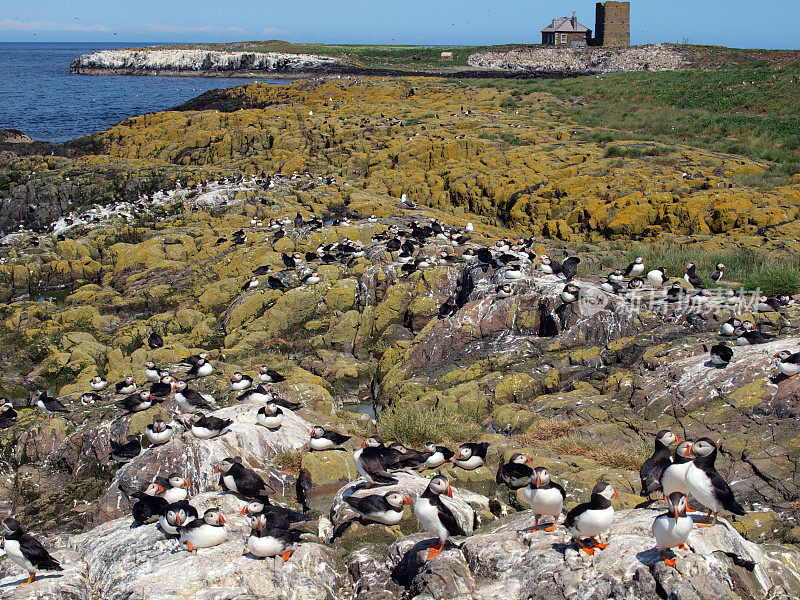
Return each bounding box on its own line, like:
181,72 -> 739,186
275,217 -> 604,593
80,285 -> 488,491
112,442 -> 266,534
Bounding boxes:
0,42 -> 289,143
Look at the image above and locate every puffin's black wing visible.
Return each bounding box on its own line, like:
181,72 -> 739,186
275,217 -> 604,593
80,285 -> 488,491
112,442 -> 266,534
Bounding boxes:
19,532 -> 62,571
640,452 -> 671,496
435,499 -> 468,537
296,468 -> 312,512
200,415 -> 233,430
235,467 -> 269,497
359,449 -> 399,484
551,481 -> 567,501
497,462 -> 533,487
345,494 -> 389,515
564,500 -> 592,530
437,446 -> 454,461
328,431 -> 352,445
272,397 -> 302,411
707,469 -> 746,515
263,504 -> 310,524
623,261 -> 637,277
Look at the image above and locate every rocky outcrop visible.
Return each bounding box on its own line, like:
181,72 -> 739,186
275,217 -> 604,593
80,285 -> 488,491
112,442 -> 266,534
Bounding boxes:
70,49 -> 343,76
467,44 -> 687,73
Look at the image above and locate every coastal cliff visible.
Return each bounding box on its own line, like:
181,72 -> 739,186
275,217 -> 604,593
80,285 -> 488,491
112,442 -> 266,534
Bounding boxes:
70,49 -> 344,76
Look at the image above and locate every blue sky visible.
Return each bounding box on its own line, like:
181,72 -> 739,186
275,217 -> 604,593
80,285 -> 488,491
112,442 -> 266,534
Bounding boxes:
0,1 -> 797,48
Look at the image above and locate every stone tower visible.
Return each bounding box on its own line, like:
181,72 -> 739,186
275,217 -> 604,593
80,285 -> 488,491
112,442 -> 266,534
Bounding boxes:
594,1 -> 630,46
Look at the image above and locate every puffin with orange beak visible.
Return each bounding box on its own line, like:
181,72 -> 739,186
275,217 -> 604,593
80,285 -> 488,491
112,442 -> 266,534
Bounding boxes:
774,350 -> 800,378
247,513 -> 303,560
414,475 -> 469,560
353,436 -> 410,487
159,500 -> 198,536
215,457 -> 272,498
344,491 -> 413,526
660,440 -> 695,500
230,371 -> 253,391
685,438 -> 745,527
652,492 -> 693,567
239,499 -> 310,529
564,481 -> 618,555
452,442 -> 489,470
522,467 -> 566,532
495,453 -> 534,489
639,430 -> 681,499
179,508 -> 227,552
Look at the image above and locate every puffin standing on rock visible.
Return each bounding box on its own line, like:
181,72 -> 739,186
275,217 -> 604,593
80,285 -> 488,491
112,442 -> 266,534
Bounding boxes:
180,508 -> 227,552
146,416 -> 173,446
1,518 -> 62,588
344,491 -> 413,526
522,467 -> 566,532
685,438 -> 746,527
215,457 -> 272,498
414,475 -> 468,560
565,481 -> 618,555
422,442 -> 454,469
188,412 -> 231,439
496,453 -> 533,489
247,513 -> 302,560
32,390 -> 69,414
710,342 -> 733,367
652,492 -> 694,567
660,440 -> 695,499
256,402 -> 284,429
624,256 -> 645,278
640,430 -> 681,499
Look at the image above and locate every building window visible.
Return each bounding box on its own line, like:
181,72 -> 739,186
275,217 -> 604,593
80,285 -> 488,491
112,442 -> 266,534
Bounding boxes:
560,33 -> 567,43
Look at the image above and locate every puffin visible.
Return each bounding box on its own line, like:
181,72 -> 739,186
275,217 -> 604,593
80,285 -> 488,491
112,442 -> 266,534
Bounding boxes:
684,263 -> 705,289
215,457 -> 271,498
598,277 -> 623,294
236,384 -> 273,404
453,442 -> 489,470
310,426 -> 351,451
665,281 -> 686,302
608,269 -> 625,284
496,283 -> 514,299
154,474 -> 191,503
188,412 -> 232,439
640,430 -> 681,498
495,453 -> 533,489
252,265 -> 272,276
179,508 -> 227,552
628,276 -> 644,289
422,442 -> 454,469
564,481 -> 618,555
80,393 -> 103,406
413,475 -> 468,560
32,390 -> 69,414
734,326 -> 774,345
146,416 -> 173,446
296,468 -> 313,513
710,342 -> 733,367
353,436 -> 409,486
710,263 -> 726,283
538,255 -> 561,275
159,500 -> 198,537
149,374 -> 174,399
685,437 -> 746,527
187,357 -> 213,378
130,486 -> 169,525
652,492 -> 693,567
148,331 -> 164,349
560,283 -> 580,303
560,256 -> 580,281
256,402 -> 284,429
230,371 -> 253,391
522,466 -> 566,532
660,440 -> 694,499
115,376 -> 137,395
258,367 -> 286,383
247,513 -> 302,560
0,402 -> 18,428
173,381 -> 215,412
239,499 -> 310,527
110,436 -> 142,463
144,361 -> 162,382
116,390 -> 154,413
504,264 -> 524,280
775,350 -> 800,378
1,517 -> 62,587
89,375 -> 108,391
757,296 -> 782,312
242,276 -> 259,291
624,256 -> 645,278
182,352 -> 210,368
720,317 -> 741,336
344,491 -> 412,525
301,271 -> 321,285
646,268 -> 668,288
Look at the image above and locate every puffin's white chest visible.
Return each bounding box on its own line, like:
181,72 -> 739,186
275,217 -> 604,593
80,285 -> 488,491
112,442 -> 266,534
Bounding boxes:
310,437 -> 334,451
248,534 -> 284,557
194,363 -> 213,377
158,515 -> 180,536
414,497 -> 449,541
162,488 -> 187,504
191,425 -> 220,439
180,524 -> 227,549
686,464 -> 720,512
146,428 -> 173,445
652,514 -> 693,550
568,506 -> 614,537
454,456 -> 483,470
257,412 -> 283,429
629,264 -> 645,277
425,452 -> 446,468
352,449 -> 370,480
661,462 -> 691,496
523,486 -> 563,516
222,474 -> 238,493
3,539 -> 35,573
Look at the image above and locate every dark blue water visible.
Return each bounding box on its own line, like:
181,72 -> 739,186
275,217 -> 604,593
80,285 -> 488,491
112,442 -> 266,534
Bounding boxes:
0,42 -> 289,143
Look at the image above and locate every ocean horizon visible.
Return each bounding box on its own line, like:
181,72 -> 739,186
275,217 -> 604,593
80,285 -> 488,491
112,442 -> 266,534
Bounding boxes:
0,42 -> 289,143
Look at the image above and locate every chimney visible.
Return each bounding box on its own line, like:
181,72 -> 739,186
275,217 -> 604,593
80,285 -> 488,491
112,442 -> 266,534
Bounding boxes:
572,10 -> 577,28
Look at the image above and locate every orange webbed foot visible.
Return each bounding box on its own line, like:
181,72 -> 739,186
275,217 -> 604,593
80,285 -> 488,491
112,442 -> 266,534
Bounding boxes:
591,538 -> 609,550
575,539 -> 595,555
544,523 -> 556,532
426,541 -> 444,560
664,557 -> 677,567
278,550 -> 294,561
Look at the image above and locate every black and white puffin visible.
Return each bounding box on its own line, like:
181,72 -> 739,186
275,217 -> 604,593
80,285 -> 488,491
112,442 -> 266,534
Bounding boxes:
32,390 -> 69,414
560,256 -> 580,281
258,367 -> 286,383
344,491 -> 412,525
496,283 -> 513,299
413,475 -> 468,560
246,513 -> 302,560
110,436 -> 142,463
159,500 -> 198,536
624,256 -> 645,278
560,283 -> 580,303
522,466 -> 566,532
89,375 -> 108,391
684,263 -> 705,289
665,281 -> 686,302
252,264 -> 272,276
639,430 -> 681,498
310,426 -> 351,451
646,268 -> 668,288
720,317 -> 741,336
608,269 -> 624,284
215,457 -> 271,498
115,376 -> 137,395
452,442 -> 489,470
117,390 -> 154,413
153,474 -> 191,504
1,517 -> 62,587
256,402 -> 284,429
146,416 -> 173,446
775,350 -> 800,378
242,276 -> 259,291
173,381 -> 215,412
301,271 -> 321,285
495,453 -> 533,489
0,401 -> 18,428
710,342 -> 733,367
564,481 -> 618,555
144,361 -> 161,382
685,437 -> 745,527
149,374 -> 174,399
422,442 -> 454,469
265,389 -> 302,411
652,492 -> 693,567
182,352 -> 210,368
353,436 -> 406,486
734,325 -> 774,345
239,499 -> 309,528
80,392 -> 103,406
188,412 -> 231,439
148,331 -> 164,349
130,485 -> 169,525
598,277 -> 623,294
179,508 -> 227,552
710,263 -> 725,283
230,371 -> 253,391
187,357 -> 213,378
628,276 -> 644,289
539,255 -> 561,275
660,440 -> 694,500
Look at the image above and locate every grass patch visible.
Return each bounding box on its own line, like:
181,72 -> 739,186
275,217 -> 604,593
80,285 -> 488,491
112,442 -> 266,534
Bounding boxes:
511,418 -> 582,443
743,265 -> 800,296
551,435 -> 650,471
377,405 -> 483,447
275,450 -> 302,476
